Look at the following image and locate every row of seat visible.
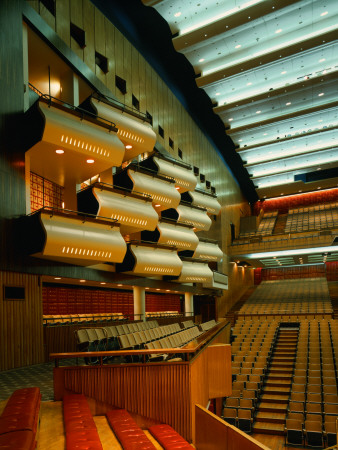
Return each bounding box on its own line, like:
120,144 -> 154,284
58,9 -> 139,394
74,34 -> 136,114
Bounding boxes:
285,202 -> 338,233
0,387 -> 41,450
285,415 -> 337,447
43,312 -> 126,325
63,394 -> 102,449
106,409 -> 193,449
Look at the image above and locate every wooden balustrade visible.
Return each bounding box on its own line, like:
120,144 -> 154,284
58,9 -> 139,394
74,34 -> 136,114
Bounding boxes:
51,321 -> 231,442
195,405 -> 270,450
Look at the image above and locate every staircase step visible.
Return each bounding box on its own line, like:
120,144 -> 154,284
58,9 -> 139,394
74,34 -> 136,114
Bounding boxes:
269,368 -> 293,374
267,374 -> 292,381
263,387 -> 291,395
260,394 -> 289,404
258,402 -> 288,413
255,412 -> 286,424
265,380 -> 292,387
253,421 -> 285,435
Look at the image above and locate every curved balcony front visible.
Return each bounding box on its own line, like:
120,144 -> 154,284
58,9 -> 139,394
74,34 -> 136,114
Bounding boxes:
192,240 -> 223,261
152,156 -> 197,193
162,204 -> 212,231
82,95 -> 157,161
116,242 -> 183,276
175,261 -> 213,284
181,189 -> 221,215
77,183 -> 158,235
20,209 -> 127,266
24,99 -> 125,186
141,220 -> 199,251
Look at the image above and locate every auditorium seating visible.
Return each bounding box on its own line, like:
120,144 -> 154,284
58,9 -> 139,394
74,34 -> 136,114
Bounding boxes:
238,278 -> 332,317
285,202 -> 338,233
0,387 -> 41,450
43,312 -> 126,325
63,394 -> 102,450
106,409 -> 156,449
149,424 -> 193,448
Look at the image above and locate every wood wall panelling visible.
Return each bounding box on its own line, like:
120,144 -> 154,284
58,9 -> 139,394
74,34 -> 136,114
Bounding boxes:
105,17 -> 116,97
207,344 -> 232,399
39,1 -> 55,30
94,6 -> 106,85
0,271 -> 44,371
55,0 -> 70,47
83,0 -> 95,73
70,0 -> 84,60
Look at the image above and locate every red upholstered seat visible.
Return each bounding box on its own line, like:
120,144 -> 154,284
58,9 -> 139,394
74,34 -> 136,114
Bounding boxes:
0,430 -> 35,450
0,414 -> 35,435
106,409 -> 156,450
66,430 -> 103,450
63,394 -> 103,450
149,424 -> 193,449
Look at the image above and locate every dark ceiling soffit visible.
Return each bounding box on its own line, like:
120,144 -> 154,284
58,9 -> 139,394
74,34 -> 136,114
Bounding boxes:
91,0 -> 258,204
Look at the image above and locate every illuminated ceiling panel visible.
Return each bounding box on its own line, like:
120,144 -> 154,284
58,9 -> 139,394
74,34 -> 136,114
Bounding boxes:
144,0 -> 338,198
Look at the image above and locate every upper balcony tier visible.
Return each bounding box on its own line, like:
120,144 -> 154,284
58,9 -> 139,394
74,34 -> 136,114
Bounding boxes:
161,202 -> 212,232
141,219 -> 199,251
80,94 -> 157,161
181,189 -> 221,215
24,98 -> 125,187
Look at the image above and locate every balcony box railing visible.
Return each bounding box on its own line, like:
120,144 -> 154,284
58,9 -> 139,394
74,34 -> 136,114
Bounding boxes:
77,182 -> 158,235
161,203 -> 212,231
203,271 -> 228,290
175,260 -> 213,284
113,164 -> 181,211
80,94 -> 157,161
116,242 -> 182,276
141,219 -> 199,251
24,99 -> 125,186
19,208 -> 127,265
181,189 -> 221,215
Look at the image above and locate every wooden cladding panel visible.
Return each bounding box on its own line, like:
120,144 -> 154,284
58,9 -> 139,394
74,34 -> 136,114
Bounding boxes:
70,0 -> 84,60
195,405 -> 270,450
55,0 -> 70,46
83,0 -> 95,73
62,364 -> 191,440
0,271 -> 44,371
207,345 -> 232,399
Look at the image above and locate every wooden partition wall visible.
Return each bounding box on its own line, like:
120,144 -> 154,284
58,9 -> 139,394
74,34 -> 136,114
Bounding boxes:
0,271 -> 44,371
53,326 -> 231,443
195,405 -> 270,450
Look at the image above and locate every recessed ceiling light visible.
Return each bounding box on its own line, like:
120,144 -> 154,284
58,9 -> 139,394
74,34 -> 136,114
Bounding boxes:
175,186 -> 180,190
235,44 -> 241,49
246,82 -> 252,86
322,69 -> 327,74
318,92 -> 324,96
117,284 -> 123,287
317,168 -> 321,171
79,279 -> 86,282
145,287 -> 149,290
256,110 -> 261,114
165,289 -> 170,292
317,187 -> 321,189
263,133 -> 267,136
238,139 -> 242,142
229,118 -> 233,121
215,92 -> 220,96
156,288 -> 160,291
55,149 -> 64,154
286,102 -> 291,105
100,282 -> 106,285
204,34 -> 207,37
174,12 -> 181,17
318,119 -> 323,122
275,29 -> 282,33
86,159 -> 95,163
281,71 -> 287,74
154,204 -> 160,207
54,277 -> 61,280
299,190 -> 302,193
319,58 -> 326,62
199,58 -> 205,62
320,11 -> 328,16
125,144 -> 132,149
280,193 -> 284,195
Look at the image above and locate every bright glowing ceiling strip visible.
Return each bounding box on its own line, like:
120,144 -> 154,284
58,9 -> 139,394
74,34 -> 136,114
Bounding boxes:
179,0 -> 264,35
248,246 -> 338,259
203,24 -> 337,76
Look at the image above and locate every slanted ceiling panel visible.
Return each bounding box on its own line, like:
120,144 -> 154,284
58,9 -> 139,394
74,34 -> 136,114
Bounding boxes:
93,187 -> 158,234
39,212 -> 127,265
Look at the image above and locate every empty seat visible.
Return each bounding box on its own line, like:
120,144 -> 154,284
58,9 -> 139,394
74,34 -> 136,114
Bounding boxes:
304,420 -> 323,448
237,408 -> 253,433
285,419 -> 303,446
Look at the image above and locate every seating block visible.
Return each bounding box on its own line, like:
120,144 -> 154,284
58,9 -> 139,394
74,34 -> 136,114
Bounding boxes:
149,424 -> 193,449
106,409 -> 156,449
0,430 -> 35,450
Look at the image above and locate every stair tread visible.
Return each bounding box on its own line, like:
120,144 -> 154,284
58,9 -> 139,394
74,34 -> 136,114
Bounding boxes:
253,422 -> 285,432
259,402 -> 288,410
256,412 -> 286,421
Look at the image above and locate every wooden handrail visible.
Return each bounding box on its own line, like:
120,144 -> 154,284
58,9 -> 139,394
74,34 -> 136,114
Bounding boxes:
50,319 -> 229,366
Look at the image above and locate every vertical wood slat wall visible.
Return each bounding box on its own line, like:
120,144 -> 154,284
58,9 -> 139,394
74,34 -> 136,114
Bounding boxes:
54,341 -> 231,442
25,0 -> 250,317
0,271 -> 44,371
